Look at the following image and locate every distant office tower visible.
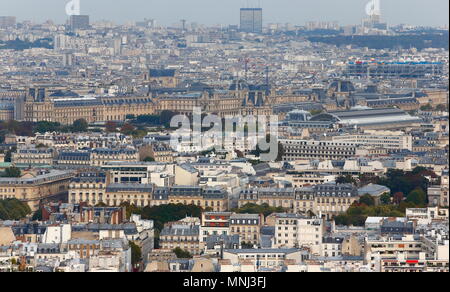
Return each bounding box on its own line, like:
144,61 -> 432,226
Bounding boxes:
54,34 -> 69,50
240,8 -> 263,33
69,15 -> 90,31
63,53 -> 74,67
110,38 -> 122,55
0,16 -> 16,29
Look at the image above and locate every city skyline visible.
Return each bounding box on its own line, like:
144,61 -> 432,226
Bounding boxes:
0,0 -> 448,27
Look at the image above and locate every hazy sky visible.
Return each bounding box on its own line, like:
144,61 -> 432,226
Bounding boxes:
0,0 -> 448,26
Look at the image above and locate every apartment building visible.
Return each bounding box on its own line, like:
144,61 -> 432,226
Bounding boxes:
69,173 -> 106,206
159,223 -> 204,255
365,235 -> 424,270
229,214 -> 263,246
273,214 -> 324,255
12,148 -> 55,166
101,162 -> 174,186
285,172 -> 336,188
105,184 -> 154,207
321,237 -> 344,257
90,148 -> 139,167
332,130 -> 413,151
280,139 -> 358,161
200,212 -> 233,242
428,169 -> 449,207
174,164 -> 199,186
238,183 -> 359,218
222,249 -> 306,271
0,170 -> 75,211
406,207 -> 449,225
314,183 -> 359,219
148,143 -> 174,163
56,152 -> 91,167
366,232 -> 449,272
238,187 -> 315,212
162,186 -> 229,212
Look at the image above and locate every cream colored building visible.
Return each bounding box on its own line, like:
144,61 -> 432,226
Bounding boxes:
0,170 -> 75,211
273,214 -> 324,255
229,214 -> 263,246
174,164 -> 199,186
331,130 -> 413,151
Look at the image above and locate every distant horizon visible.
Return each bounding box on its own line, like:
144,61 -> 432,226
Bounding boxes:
0,0 -> 448,27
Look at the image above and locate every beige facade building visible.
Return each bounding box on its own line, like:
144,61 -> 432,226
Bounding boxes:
159,223 -> 204,255
0,170 -> 75,211
273,214 -> 324,255
331,130 -> 413,151
280,139 -> 358,161
12,148 -> 55,166
229,214 -> 263,246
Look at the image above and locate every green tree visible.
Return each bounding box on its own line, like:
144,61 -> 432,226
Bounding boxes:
336,175 -> 357,185
2,167 -> 21,178
393,192 -> 405,205
120,123 -> 136,135
72,119 -> 88,132
435,104 -> 447,112
0,199 -> 32,220
232,203 -> 287,218
334,202 -> 411,227
276,142 -> 284,162
32,208 -> 43,221
420,104 -> 433,111
139,204 -> 203,233
160,110 -> 177,128
359,194 -> 375,206
143,157 -> 155,162
34,121 -> 62,133
129,241 -> 142,267
380,193 -> 391,205
173,247 -> 193,259
406,188 -> 427,206
241,242 -> 254,249
105,121 -> 118,133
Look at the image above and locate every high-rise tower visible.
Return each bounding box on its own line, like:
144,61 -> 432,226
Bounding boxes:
240,8 -> 263,33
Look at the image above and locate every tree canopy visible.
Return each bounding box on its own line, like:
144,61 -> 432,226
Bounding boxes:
72,119 -> 88,132
359,194 -> 376,207
1,167 -> 22,178
0,199 -> 32,220
173,247 -> 193,259
232,203 -> 287,218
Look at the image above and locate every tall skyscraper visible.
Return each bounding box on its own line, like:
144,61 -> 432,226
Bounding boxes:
69,15 -> 90,31
240,8 -> 263,33
0,16 -> 16,29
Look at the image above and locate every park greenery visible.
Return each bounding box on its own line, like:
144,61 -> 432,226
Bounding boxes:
0,38 -> 53,51
334,187 -> 427,226
129,241 -> 143,268
420,103 -> 448,112
0,119 -> 90,143
173,247 -> 193,259
0,199 -> 32,220
123,203 -> 204,231
232,203 -> 288,218
119,203 -> 203,248
1,167 -> 22,178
